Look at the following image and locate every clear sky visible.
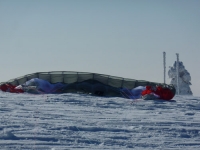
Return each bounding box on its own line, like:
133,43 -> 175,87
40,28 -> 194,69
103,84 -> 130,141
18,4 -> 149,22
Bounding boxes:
0,0 -> 200,96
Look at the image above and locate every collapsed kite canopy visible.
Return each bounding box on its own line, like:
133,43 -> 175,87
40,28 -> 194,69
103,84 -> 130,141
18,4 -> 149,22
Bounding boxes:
0,71 -> 176,100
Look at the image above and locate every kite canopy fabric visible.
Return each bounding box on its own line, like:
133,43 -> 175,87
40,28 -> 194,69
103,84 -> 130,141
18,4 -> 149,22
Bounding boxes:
0,71 -> 176,99
0,71 -> 161,88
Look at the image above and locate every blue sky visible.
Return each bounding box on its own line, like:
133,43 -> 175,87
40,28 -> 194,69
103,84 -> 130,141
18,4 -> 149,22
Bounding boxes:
0,0 -> 200,96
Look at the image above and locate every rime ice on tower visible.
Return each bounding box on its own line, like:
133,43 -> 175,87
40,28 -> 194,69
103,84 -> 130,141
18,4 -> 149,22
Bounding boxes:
168,61 -> 192,95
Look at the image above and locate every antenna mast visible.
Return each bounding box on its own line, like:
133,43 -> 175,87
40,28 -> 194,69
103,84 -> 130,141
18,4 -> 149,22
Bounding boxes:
163,52 -> 166,84
176,53 -> 180,95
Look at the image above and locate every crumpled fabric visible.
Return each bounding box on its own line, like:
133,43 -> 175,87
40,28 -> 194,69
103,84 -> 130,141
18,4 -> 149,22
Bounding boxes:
0,84 -> 24,93
15,78 -> 66,94
120,86 -> 146,99
141,85 -> 174,100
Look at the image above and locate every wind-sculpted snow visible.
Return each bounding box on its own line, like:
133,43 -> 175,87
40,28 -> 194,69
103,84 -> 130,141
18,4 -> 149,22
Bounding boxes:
168,61 -> 193,95
0,92 -> 200,149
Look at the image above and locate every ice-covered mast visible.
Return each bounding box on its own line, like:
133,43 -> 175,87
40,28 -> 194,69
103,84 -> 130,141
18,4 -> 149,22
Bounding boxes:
176,53 -> 180,95
163,52 -> 166,84
168,54 -> 192,95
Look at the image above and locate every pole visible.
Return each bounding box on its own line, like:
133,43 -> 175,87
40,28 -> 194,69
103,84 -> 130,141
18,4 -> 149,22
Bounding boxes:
163,52 -> 166,84
176,53 -> 180,95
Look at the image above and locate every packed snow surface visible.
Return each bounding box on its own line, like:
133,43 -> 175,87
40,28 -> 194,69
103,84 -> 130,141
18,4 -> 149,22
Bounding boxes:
0,92 -> 200,150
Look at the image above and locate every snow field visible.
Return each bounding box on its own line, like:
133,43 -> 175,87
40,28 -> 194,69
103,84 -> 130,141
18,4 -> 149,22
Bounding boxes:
0,92 -> 200,149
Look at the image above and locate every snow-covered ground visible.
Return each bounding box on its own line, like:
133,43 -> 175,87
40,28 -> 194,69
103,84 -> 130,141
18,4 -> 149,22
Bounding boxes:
0,92 -> 200,150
